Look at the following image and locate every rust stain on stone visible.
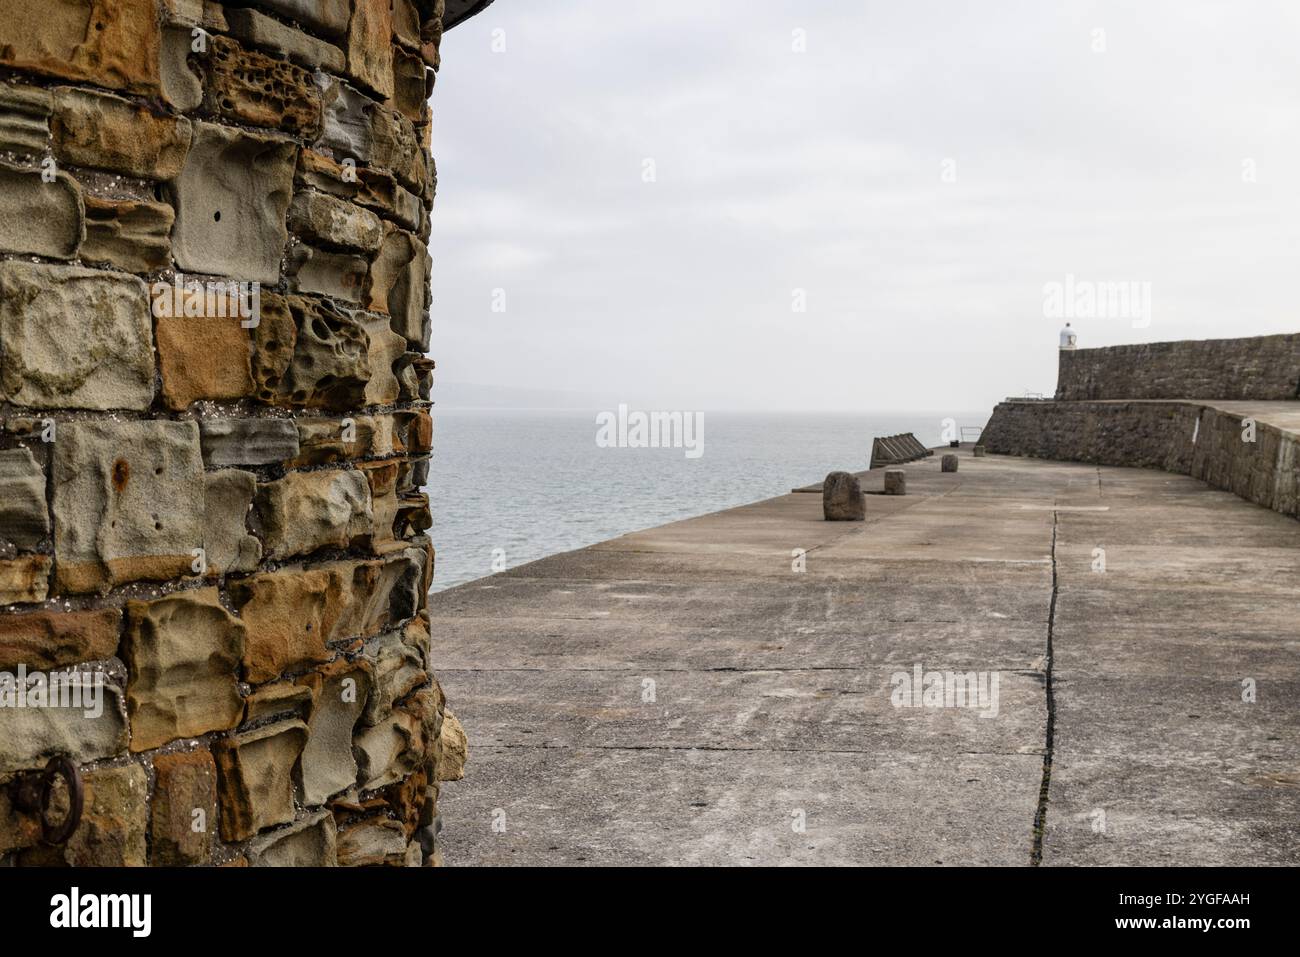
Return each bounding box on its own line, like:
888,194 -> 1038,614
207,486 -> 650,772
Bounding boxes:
111,458 -> 130,493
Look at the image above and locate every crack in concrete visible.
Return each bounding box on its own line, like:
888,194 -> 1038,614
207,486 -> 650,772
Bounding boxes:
1030,510 -> 1060,865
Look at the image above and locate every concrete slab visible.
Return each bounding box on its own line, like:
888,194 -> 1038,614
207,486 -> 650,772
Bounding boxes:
431,448 -> 1300,866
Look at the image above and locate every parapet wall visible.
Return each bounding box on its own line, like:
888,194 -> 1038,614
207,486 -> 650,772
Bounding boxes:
0,0 -> 465,866
983,399 -> 1300,520
1057,334 -> 1300,401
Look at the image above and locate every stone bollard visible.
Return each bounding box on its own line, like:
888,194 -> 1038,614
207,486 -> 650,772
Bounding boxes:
823,471 -> 865,521
884,469 -> 906,495
942,454 -> 959,473
973,446 -> 986,458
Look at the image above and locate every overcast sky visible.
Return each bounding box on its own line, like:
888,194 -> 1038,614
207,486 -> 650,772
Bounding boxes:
429,1 -> 1300,413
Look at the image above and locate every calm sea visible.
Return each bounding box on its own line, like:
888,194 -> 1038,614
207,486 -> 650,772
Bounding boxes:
426,409 -> 987,592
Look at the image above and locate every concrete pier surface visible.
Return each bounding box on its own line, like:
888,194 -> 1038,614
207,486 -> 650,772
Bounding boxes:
431,448 -> 1299,866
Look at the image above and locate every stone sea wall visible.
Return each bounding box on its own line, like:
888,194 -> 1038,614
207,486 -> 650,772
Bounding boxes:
983,399 -> 1300,520
1056,334 -> 1300,401
0,0 -> 465,866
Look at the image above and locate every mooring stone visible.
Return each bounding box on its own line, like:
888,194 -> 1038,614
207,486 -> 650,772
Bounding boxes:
169,121 -> 295,285
124,588 -> 245,751
823,471 -> 865,521
52,420 -> 205,594
884,468 -> 907,495
0,262 -> 153,412
942,454 -> 959,473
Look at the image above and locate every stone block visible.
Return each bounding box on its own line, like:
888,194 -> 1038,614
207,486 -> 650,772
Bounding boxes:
151,749 -> 216,866
436,708 -> 467,782
0,447 -> 49,550
346,0 -> 394,100
319,77 -> 426,193
250,291 -> 297,403
296,149 -> 422,231
199,417 -> 301,467
0,83 -> 51,156
214,719 -> 308,841
884,468 -> 906,495
336,815 -> 406,866
361,460 -> 401,544
0,162 -> 83,260
51,87 -> 191,180
52,420 -> 205,594
974,445 -> 987,457
203,469 -> 262,576
366,226 -> 430,346
0,670 -> 128,775
822,471 -> 865,521
254,468 -> 373,560
169,121 -> 296,285
295,660 -> 371,805
62,764 -> 148,867
156,314 -> 254,410
276,296 -> 370,409
286,244 -> 369,304
0,262 -> 153,412
0,0 -> 161,95
0,555 -> 51,605
81,197 -> 174,273
0,607 -> 120,672
225,7 -> 346,71
201,35 -> 322,138
246,810 -> 338,866
242,682 -> 314,725
361,627 -> 426,727
159,23 -> 203,112
288,191 -> 384,252
362,315 -> 405,407
124,588 -> 245,751
249,0 -> 351,38
392,0 -> 422,49
231,554 -> 424,683
392,46 -> 432,122
942,454 -> 959,473
355,684 -> 438,790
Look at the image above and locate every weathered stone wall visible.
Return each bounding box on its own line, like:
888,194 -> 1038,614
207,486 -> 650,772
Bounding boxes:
983,399 -> 1300,520
1056,334 -> 1300,401
0,0 -> 463,866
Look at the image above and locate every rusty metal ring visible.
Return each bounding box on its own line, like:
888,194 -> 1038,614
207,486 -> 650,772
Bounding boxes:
38,756 -> 83,845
